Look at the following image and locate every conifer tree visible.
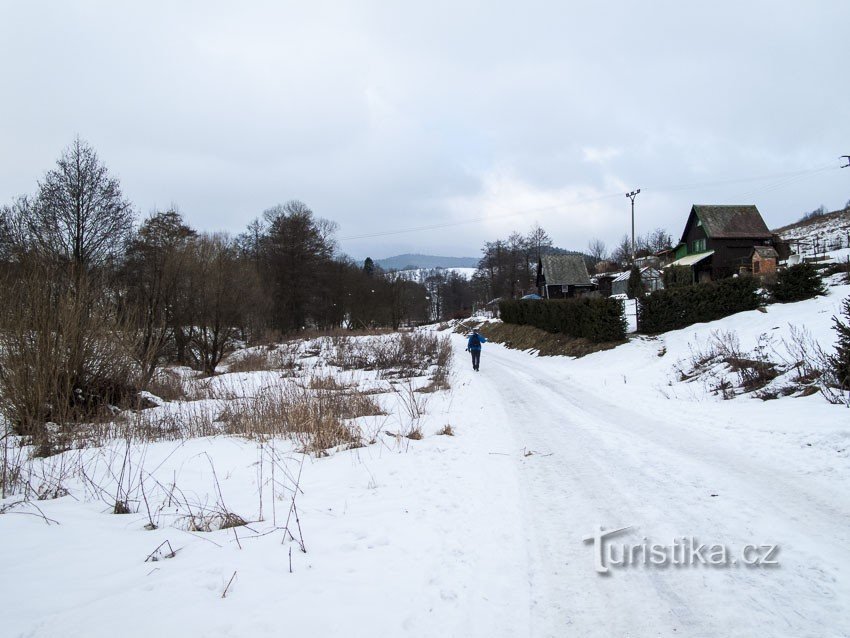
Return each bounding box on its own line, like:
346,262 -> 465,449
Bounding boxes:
771,263 -> 826,302
830,296 -> 850,390
626,266 -> 643,299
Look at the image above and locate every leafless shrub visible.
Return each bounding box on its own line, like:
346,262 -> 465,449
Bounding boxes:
781,327 -> 850,406
1,430 -> 27,499
144,368 -> 189,402
437,424 -> 454,436
676,327 -> 840,401
0,259 -> 142,453
392,379 -> 429,421
181,508 -> 248,532
718,332 -> 779,394
17,447 -> 76,501
329,332 -> 451,379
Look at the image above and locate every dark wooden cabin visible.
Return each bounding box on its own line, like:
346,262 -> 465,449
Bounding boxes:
666,205 -> 790,282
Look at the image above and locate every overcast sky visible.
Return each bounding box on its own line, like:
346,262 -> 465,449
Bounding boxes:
1,1 -> 848,260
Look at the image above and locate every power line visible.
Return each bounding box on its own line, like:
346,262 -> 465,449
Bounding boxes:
338,191 -> 623,240
734,166 -> 838,201
338,163 -> 841,242
650,164 -> 835,194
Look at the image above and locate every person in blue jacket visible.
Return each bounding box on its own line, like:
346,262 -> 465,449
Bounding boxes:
465,327 -> 487,372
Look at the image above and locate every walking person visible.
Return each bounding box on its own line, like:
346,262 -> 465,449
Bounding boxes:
466,327 -> 487,372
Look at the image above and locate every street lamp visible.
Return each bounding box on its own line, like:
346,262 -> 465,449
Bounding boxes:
626,189 -> 641,263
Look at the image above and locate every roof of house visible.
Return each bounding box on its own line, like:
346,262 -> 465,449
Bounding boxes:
752,246 -> 779,259
690,205 -> 772,239
540,254 -> 591,286
664,250 -> 715,268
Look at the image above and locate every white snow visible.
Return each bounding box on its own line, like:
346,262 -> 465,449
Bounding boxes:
2,284 -> 849,636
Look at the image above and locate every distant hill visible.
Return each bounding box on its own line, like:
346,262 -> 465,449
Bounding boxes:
375,254 -> 478,270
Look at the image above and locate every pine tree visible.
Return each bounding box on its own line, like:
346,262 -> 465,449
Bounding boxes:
771,263 -> 826,303
830,296 -> 850,390
626,266 -> 643,299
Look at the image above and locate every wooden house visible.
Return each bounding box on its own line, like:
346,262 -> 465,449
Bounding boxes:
537,254 -> 593,298
664,205 -> 790,282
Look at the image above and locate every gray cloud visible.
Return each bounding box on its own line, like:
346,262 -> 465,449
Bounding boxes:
1,1 -> 848,260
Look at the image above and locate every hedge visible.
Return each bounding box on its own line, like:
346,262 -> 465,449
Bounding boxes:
637,276 -> 760,334
499,297 -> 626,343
769,262 -> 826,303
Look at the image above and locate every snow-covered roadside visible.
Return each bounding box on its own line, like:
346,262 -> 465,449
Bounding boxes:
0,334 -> 532,638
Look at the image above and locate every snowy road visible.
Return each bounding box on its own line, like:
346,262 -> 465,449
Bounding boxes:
452,333 -> 850,638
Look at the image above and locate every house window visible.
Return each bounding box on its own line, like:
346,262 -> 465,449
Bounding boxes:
753,260 -> 760,274
691,238 -> 706,253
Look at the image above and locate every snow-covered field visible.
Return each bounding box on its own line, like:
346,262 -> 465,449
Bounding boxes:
2,281 -> 849,636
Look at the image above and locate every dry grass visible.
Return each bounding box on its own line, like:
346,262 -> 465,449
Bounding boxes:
217,382 -> 383,455
145,368 -> 189,402
437,424 -> 454,436
3,329 -> 453,462
329,332 -> 452,377
225,350 -> 275,373
306,375 -> 352,391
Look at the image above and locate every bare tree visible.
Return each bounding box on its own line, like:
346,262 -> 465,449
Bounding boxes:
526,223 -> 552,263
610,234 -> 633,266
28,138 -> 134,270
587,238 -> 607,263
641,228 -> 673,255
122,209 -> 196,383
0,196 -> 33,261
182,234 -> 250,375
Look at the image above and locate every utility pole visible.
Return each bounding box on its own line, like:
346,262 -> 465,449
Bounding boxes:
626,189 -> 640,263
